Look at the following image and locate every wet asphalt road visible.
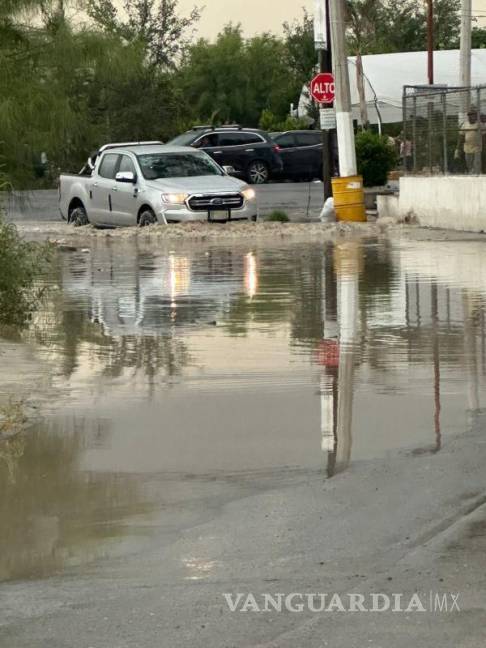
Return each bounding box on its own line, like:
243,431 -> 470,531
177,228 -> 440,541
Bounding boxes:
4,182 -> 326,223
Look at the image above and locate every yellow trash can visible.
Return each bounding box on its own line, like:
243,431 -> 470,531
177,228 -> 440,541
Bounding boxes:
331,175 -> 366,222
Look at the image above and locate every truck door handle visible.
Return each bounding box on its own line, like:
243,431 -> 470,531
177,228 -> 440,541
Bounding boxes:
111,186 -> 118,192
92,182 -> 98,188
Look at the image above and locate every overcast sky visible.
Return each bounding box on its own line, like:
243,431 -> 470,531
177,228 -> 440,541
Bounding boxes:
175,0 -> 486,40
101,0 -> 486,40
177,0 -> 314,39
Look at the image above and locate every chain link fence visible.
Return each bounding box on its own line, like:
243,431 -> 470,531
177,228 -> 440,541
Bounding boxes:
402,85 -> 486,175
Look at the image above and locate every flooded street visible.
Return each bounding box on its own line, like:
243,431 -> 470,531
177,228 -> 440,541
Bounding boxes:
2,232 -> 486,646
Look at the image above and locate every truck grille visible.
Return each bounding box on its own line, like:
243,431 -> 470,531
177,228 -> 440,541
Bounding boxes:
187,193 -> 244,212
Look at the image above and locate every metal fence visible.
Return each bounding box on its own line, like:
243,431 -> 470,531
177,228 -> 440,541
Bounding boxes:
402,85 -> 486,175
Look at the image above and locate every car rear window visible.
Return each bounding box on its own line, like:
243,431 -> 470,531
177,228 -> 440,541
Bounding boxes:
295,132 -> 321,147
98,154 -> 120,179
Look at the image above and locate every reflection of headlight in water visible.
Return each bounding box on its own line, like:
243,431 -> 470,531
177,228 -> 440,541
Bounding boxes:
169,254 -> 191,307
244,252 -> 258,298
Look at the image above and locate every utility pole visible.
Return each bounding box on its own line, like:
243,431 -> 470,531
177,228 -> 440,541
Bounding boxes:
460,0 -> 472,89
315,0 -> 334,199
329,0 -> 357,177
427,0 -> 434,85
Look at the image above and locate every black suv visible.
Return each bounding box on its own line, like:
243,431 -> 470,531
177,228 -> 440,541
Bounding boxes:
168,126 -> 283,184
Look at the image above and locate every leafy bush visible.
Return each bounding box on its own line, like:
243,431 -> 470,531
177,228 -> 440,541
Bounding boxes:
259,110 -> 311,133
355,130 -> 398,187
265,210 -> 290,222
0,210 -> 51,329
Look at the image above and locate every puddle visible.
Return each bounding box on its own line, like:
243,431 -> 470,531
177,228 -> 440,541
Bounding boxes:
1,236 -> 485,581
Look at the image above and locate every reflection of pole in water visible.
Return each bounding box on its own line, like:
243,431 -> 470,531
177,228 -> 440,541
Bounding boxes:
334,275 -> 358,473
431,282 -> 442,452
318,245 -> 339,473
244,252 -> 258,299
327,243 -> 361,476
463,289 -> 480,415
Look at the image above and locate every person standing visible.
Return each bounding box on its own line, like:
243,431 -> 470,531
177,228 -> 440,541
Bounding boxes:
457,109 -> 486,174
399,134 -> 413,172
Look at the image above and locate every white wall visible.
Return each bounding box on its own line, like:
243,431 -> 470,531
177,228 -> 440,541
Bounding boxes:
400,176 -> 486,232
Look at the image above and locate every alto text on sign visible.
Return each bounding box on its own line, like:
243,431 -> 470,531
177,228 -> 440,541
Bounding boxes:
310,73 -> 335,104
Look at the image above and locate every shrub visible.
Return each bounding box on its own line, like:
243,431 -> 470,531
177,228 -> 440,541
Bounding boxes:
355,130 -> 398,187
259,110 -> 311,133
0,211 -> 51,329
265,210 -> 290,222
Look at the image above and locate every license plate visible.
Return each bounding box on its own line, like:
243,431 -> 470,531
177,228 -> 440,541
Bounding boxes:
208,210 -> 230,222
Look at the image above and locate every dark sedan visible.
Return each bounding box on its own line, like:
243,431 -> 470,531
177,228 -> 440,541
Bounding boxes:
270,130 -> 325,181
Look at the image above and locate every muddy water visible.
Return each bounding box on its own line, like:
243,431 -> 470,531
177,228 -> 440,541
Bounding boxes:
1,236 -> 485,582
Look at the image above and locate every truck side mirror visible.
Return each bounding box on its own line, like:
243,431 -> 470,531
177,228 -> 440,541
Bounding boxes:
116,171 -> 136,184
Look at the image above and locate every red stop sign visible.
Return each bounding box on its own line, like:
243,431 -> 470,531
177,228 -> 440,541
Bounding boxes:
310,73 -> 335,104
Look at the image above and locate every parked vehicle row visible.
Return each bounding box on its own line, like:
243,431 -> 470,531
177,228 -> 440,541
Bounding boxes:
168,126 -> 327,184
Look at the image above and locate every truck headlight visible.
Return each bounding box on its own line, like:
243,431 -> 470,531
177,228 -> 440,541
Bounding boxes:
242,187 -> 256,202
162,193 -> 188,205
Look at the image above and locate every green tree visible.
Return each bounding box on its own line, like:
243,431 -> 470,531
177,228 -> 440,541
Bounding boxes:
472,26 -> 486,49
0,0 -> 187,184
375,0 -> 460,53
177,25 -> 302,127
86,0 -> 200,69
346,0 -> 383,127
282,9 -> 316,83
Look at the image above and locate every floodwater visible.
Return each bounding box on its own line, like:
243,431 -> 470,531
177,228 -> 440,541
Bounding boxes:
1,235 -> 485,583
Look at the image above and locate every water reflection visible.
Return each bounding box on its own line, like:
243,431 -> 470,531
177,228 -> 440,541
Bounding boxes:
0,417 -> 150,582
1,236 -> 486,579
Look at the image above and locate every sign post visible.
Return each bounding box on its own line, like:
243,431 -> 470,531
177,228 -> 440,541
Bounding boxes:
310,71 -> 336,199
314,0 -> 334,201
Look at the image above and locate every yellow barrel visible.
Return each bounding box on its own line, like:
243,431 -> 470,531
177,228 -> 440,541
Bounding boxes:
331,175 -> 366,222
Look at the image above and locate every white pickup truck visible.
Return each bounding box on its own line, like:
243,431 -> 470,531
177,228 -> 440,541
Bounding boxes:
59,142 -> 258,227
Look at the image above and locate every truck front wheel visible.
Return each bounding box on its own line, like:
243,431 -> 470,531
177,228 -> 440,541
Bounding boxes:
138,208 -> 157,227
70,206 -> 89,227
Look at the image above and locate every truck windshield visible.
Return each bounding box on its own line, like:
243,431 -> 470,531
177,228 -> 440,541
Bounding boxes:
137,152 -> 223,180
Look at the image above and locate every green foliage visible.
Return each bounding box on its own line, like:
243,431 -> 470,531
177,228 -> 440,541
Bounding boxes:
0,400 -> 27,438
355,130 -> 398,187
361,0 -> 461,54
344,0 -> 461,55
265,210 -> 290,223
86,0 -> 201,69
178,26 -> 302,127
282,9 -> 316,82
0,0 -> 196,186
0,213 -> 52,328
472,27 -> 486,49
259,110 -> 310,133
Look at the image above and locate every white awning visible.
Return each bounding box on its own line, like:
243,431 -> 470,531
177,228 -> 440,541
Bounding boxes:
298,49 -> 486,125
